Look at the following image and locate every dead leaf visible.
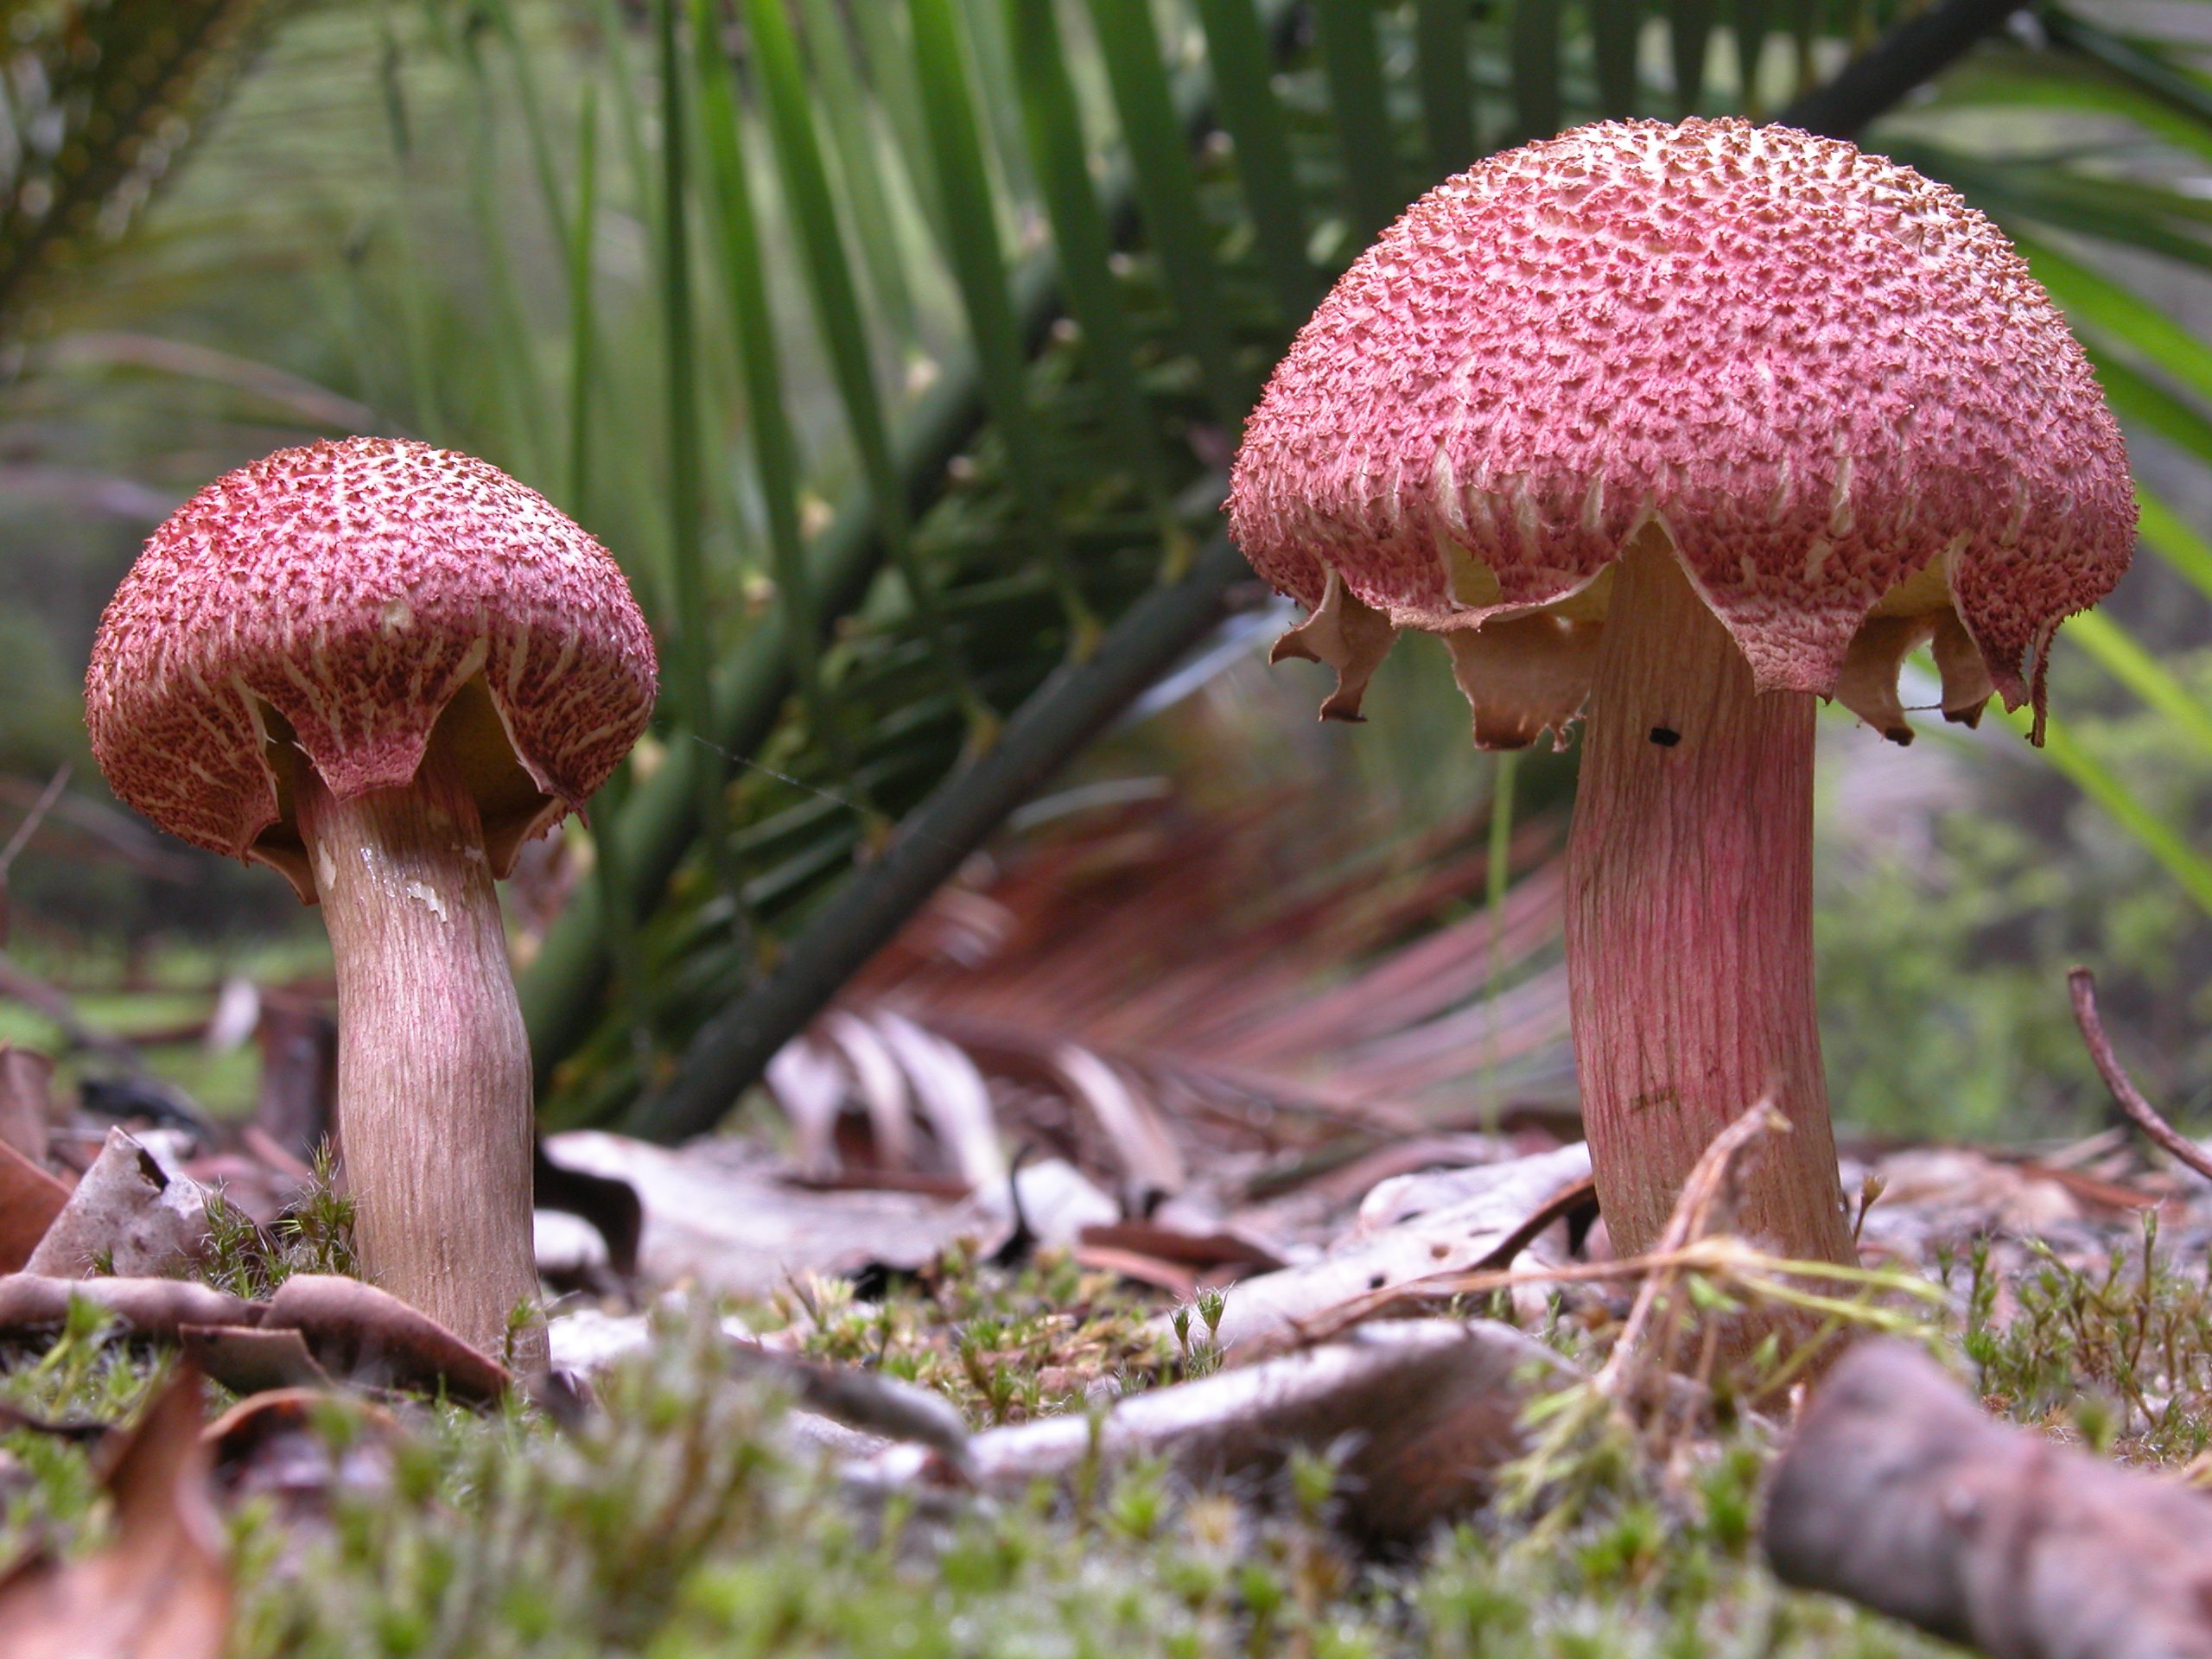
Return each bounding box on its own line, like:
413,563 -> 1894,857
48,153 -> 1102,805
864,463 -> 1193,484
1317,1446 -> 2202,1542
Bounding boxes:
178,1325 -> 334,1396
25,1128 -> 206,1278
534,1139 -> 643,1277
870,1011 -> 1005,1188
0,1044 -> 55,1163
260,1275 -> 509,1403
764,1033 -> 846,1178
0,1138 -> 70,1273
1200,1142 -> 1593,1350
0,1365 -> 230,1659
204,1388 -> 395,1520
0,1273 -> 250,1338
820,1010 -> 917,1169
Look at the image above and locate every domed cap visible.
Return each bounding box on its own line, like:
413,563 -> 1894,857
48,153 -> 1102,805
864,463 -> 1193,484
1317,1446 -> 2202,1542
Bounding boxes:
1230,118 -> 2133,747
86,437 -> 658,897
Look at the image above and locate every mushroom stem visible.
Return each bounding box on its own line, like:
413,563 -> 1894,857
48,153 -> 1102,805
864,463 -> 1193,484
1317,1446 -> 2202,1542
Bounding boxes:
296,734 -> 544,1369
1564,531 -> 1855,1268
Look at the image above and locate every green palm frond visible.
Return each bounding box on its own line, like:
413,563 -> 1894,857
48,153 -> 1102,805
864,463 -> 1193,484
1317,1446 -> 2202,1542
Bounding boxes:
505,0 -> 2054,1138
19,0 -> 2209,1141
0,0 -> 289,334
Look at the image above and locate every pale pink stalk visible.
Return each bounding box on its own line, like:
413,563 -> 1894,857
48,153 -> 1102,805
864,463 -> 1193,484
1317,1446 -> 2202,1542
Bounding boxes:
1230,119 -> 2133,1265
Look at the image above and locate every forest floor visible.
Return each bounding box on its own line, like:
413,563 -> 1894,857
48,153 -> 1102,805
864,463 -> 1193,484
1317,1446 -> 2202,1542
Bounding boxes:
3,1083 -> 2204,1658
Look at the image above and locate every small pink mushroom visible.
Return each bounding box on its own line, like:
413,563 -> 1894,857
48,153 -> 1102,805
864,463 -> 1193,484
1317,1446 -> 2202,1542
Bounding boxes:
86,437 -> 657,1362
1230,119 -> 2133,1267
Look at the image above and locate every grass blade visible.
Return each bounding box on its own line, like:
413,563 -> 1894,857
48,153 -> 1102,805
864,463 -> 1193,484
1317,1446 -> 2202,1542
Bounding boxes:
2043,8 -> 2212,135
1192,0 -> 1313,316
1592,0 -> 1643,118
2015,230 -> 2212,410
2066,611 -> 2212,760
2001,707 -> 2212,918
743,0 -> 995,735
1414,0 -> 1477,182
1084,0 -> 1248,423
455,27 -> 551,477
2137,485 -> 2212,607
481,0 -> 572,247
795,0 -> 921,348
1005,0 -> 1188,572
912,0 -> 1097,647
2080,340 -> 2212,470
849,0 -> 951,246
563,86 -> 647,1052
1733,0 -> 1772,113
566,88 -> 599,528
695,0 -> 866,800
1510,0 -> 1563,141
1311,0 -> 1403,235
1669,0 -> 1715,113
655,0 -> 733,897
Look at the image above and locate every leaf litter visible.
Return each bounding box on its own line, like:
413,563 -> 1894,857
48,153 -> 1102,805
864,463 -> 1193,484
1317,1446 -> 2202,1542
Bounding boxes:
0,797 -> 2209,1653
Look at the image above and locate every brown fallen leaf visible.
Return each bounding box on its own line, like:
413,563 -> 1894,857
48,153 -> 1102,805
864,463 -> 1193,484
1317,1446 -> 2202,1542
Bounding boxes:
0,1137 -> 70,1273
178,1325 -> 335,1396
0,1364 -> 230,1659
0,1273 -> 251,1337
204,1387 -> 396,1524
1077,1221 -> 1287,1276
1069,1243 -> 1199,1299
25,1128 -> 206,1279
0,1043 -> 56,1163
0,1274 -> 507,1402
260,1274 -> 510,1403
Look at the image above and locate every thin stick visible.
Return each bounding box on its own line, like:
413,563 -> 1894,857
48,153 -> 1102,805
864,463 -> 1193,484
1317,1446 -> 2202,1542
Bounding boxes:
0,766 -> 70,880
2069,965 -> 2212,1181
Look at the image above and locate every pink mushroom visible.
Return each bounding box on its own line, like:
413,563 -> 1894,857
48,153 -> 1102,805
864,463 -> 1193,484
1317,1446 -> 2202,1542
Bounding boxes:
86,437 -> 657,1362
1230,119 -> 2133,1268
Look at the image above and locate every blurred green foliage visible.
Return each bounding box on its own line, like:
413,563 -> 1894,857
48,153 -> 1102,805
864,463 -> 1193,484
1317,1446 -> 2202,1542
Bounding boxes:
6,0 -> 2212,1149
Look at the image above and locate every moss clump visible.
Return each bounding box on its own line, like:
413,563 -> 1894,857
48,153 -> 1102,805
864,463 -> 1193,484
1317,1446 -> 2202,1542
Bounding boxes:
11,1223 -> 2212,1654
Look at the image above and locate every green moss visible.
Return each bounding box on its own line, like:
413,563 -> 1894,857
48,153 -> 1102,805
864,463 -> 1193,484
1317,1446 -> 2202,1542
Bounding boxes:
16,1223 -> 2212,1654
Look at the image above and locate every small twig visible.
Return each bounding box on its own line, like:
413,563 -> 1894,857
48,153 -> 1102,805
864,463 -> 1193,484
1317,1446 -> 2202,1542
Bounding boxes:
0,766 -> 69,880
2069,966 -> 2212,1181
0,766 -> 67,949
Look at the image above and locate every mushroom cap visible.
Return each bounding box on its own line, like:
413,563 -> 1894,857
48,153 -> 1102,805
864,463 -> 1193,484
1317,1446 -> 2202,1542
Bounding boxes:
1229,118 -> 2133,747
86,437 -> 658,897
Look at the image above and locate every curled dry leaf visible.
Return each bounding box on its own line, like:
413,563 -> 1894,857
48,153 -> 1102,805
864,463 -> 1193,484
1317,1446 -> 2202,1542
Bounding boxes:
760,791 -> 1574,1211
258,1275 -> 510,1403
25,1127 -> 206,1279
1199,1142 -> 1592,1351
539,1130 -> 1112,1296
0,1137 -> 69,1274
0,1043 -> 56,1163
0,1365 -> 230,1659
204,1388 -> 397,1527
178,1325 -> 334,1396
0,1273 -> 509,1402
728,1341 -> 972,1465
0,1273 -> 249,1336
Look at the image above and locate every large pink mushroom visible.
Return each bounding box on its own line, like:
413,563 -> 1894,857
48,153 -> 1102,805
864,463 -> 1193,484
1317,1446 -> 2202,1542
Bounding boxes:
1230,119 -> 2133,1268
86,437 -> 657,1362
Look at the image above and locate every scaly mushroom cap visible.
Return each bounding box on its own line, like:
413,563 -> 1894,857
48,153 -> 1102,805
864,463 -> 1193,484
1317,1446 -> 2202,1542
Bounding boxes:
1229,118 -> 2134,747
86,437 -> 658,898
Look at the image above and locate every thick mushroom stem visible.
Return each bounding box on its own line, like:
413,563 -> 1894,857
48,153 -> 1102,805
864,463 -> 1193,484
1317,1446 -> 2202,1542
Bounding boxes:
295,735 -> 544,1368
1564,531 -> 1856,1268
